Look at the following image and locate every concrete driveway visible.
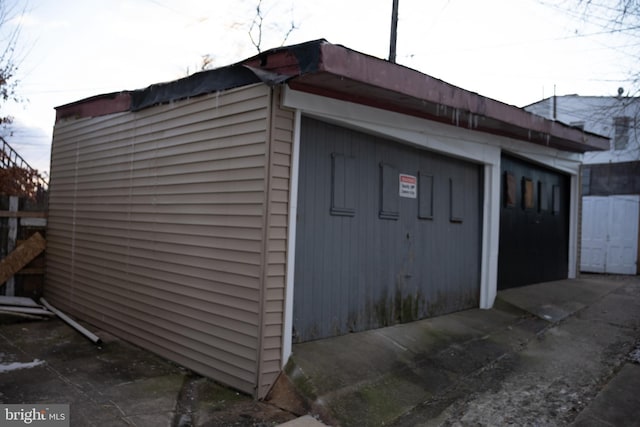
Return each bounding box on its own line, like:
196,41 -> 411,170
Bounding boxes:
2,274 -> 639,426
284,274 -> 640,426
0,315 -> 295,426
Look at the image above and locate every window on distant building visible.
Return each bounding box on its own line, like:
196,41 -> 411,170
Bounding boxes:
613,116 -> 630,150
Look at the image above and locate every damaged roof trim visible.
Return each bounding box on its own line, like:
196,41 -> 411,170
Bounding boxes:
56,65 -> 265,121
55,39 -> 609,153
287,42 -> 608,153
55,91 -> 132,122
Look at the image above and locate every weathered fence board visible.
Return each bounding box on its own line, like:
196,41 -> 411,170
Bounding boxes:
0,232 -> 46,285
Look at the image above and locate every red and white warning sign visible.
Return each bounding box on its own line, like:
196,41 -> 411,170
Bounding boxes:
399,174 -> 417,198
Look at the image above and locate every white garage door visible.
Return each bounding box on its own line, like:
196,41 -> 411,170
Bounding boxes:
581,195 -> 639,275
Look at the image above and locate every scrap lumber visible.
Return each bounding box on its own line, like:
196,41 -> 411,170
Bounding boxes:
0,310 -> 46,321
0,295 -> 42,308
0,296 -> 52,319
0,306 -> 54,316
40,298 -> 102,345
0,232 -> 46,285
0,296 -> 55,318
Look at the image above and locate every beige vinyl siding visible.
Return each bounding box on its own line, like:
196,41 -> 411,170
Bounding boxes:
257,87 -> 294,398
46,84 -> 273,395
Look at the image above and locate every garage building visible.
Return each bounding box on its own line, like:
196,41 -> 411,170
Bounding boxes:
46,40 -> 608,398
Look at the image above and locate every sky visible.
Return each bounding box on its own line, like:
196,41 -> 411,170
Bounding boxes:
1,0 -> 637,176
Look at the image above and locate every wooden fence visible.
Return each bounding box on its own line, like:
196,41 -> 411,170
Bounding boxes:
1,136 -> 48,298
0,194 -> 47,298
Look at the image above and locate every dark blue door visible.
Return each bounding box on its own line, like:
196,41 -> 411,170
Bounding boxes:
498,154 -> 570,289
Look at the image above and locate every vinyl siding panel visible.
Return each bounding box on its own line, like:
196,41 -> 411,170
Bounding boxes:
46,84 -> 272,395
257,88 -> 294,398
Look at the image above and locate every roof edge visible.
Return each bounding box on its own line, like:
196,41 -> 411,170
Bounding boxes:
55,92 -> 131,122
306,43 -> 609,152
53,39 -> 609,152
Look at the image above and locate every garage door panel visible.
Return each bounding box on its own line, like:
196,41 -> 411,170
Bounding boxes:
498,154 -> 570,289
293,117 -> 482,343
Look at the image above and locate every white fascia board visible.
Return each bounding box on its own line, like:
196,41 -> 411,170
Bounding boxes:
568,174 -> 580,279
282,109 -> 302,365
283,87 -> 500,166
499,138 -> 583,175
481,163 -> 501,308
283,88 -> 584,171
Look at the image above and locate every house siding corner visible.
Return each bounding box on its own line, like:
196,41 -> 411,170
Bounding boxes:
257,86 -> 294,398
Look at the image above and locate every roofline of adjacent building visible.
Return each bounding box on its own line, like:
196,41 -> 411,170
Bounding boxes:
522,94 -> 640,109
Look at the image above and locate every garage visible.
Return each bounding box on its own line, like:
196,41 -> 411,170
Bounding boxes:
44,40 -> 610,396
498,154 -> 571,289
293,117 -> 483,342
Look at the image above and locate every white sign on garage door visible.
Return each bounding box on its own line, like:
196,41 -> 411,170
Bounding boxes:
581,195 -> 639,275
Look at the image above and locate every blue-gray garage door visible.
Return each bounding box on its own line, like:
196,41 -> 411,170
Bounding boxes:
293,117 -> 483,342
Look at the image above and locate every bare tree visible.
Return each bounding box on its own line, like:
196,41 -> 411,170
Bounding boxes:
248,0 -> 297,53
539,0 -> 640,159
559,0 -> 640,94
186,1 -> 298,76
0,0 -> 25,129
184,54 -> 215,77
580,1 -> 640,159
578,0 -> 640,30
0,2 -> 43,195
200,53 -> 214,71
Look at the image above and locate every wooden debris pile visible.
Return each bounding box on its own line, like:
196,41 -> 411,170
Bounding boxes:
0,294 -> 103,345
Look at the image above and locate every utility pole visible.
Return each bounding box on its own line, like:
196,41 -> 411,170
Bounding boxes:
553,84 -> 557,120
389,0 -> 399,63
